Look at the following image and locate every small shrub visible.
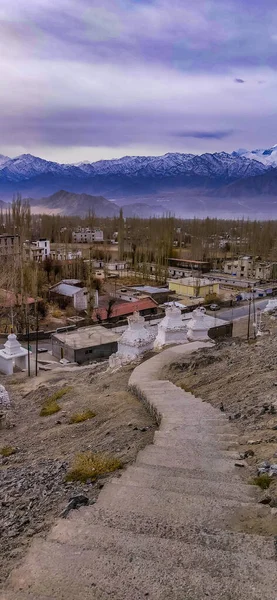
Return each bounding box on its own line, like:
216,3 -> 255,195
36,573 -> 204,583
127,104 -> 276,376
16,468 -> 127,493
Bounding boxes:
69,410 -> 96,424
1,446 -> 16,457
250,474 -> 272,490
49,387 -> 72,402
52,308 -> 63,318
39,387 -> 72,417
40,400 -> 61,417
66,451 -> 122,483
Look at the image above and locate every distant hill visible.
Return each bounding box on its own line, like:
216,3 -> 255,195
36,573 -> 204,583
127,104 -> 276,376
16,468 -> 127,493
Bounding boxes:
28,190 -> 119,217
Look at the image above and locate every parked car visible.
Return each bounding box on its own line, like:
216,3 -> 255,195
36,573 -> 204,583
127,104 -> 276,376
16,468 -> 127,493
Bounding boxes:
209,303 -> 219,311
37,347 -> 48,353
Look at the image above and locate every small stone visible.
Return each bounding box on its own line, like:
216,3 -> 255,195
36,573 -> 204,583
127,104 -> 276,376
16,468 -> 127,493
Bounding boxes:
140,427 -> 148,432
258,495 -> 271,505
270,498 -> 277,508
128,422 -> 133,427
235,462 -> 246,468
55,420 -> 62,425
133,426 -> 138,431
272,426 -> 277,431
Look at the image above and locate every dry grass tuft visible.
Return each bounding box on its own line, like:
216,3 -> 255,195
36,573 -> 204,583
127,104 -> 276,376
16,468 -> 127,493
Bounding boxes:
66,451 -> 122,483
1,446 -> 17,457
250,474 -> 272,490
69,410 -> 96,424
40,387 -> 72,417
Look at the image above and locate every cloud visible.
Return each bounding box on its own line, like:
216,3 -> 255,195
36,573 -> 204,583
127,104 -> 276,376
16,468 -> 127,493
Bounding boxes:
0,0 -> 277,160
175,131 -> 234,140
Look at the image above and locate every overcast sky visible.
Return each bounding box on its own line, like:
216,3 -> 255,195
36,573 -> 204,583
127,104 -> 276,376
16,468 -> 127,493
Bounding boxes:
1,0 -> 277,163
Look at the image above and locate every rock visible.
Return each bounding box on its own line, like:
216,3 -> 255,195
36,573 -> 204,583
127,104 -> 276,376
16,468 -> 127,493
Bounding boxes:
272,426 -> 277,431
269,405 -> 276,414
55,420 -> 62,425
235,461 -> 246,468
269,464 -> 277,477
60,494 -> 89,518
241,449 -> 255,459
269,498 -> 277,508
258,495 -> 272,505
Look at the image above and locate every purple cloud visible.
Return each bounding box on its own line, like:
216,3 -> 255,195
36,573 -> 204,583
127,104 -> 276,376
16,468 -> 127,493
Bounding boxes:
0,0 -> 277,161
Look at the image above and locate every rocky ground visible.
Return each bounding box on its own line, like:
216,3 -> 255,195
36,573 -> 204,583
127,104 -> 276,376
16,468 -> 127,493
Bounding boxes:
0,362 -> 156,584
164,319 -> 277,535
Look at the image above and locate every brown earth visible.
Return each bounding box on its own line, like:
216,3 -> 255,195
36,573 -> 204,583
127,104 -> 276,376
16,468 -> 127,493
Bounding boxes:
0,363 -> 156,584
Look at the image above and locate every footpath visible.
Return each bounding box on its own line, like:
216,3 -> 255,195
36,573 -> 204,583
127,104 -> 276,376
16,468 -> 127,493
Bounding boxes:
2,342 -> 277,600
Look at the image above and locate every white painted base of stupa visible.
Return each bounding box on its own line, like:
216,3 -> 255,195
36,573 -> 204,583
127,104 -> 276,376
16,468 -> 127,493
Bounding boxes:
0,333 -> 29,375
109,312 -> 155,368
186,307 -> 211,343
154,305 -> 187,349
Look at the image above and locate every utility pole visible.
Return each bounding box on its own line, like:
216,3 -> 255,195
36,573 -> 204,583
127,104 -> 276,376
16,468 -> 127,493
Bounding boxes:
247,289 -> 252,341
252,288 -> 256,339
35,301 -> 39,376
27,312 -> 31,377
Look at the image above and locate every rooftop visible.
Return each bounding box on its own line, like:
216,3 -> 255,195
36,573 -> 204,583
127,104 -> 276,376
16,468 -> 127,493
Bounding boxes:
50,283 -> 83,297
169,277 -> 217,286
92,297 -> 158,321
52,326 -> 119,349
131,286 -> 169,294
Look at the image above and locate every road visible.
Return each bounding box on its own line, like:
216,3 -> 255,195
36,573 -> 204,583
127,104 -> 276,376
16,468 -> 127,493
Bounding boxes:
208,298 -> 269,322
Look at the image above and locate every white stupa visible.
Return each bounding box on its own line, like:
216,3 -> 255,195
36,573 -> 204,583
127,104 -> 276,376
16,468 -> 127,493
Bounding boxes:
109,312 -> 155,368
154,304 -> 187,349
187,307 -> 211,342
0,333 -> 29,375
263,298 -> 277,313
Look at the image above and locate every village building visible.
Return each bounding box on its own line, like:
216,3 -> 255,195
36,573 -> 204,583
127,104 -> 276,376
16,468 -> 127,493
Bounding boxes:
115,285 -> 172,305
223,257 -> 275,281
24,239 -> 51,262
51,325 -> 119,363
92,296 -> 158,323
0,234 -> 20,260
168,277 -> 219,300
72,227 -> 104,243
49,280 -> 88,311
50,248 -> 82,261
168,258 -> 211,274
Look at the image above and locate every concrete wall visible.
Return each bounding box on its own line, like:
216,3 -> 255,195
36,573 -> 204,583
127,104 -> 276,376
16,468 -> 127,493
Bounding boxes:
74,341 -> 118,364
73,289 -> 88,311
169,281 -> 219,298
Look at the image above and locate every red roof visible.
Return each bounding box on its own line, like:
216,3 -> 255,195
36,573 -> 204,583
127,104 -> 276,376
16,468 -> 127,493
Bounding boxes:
92,297 -> 157,321
0,289 -> 35,308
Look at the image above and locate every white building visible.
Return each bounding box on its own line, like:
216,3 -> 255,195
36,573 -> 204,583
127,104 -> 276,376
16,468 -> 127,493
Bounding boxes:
51,248 -> 82,261
25,239 -> 51,262
72,228 -> 104,243
49,282 -> 88,311
223,257 -> 274,280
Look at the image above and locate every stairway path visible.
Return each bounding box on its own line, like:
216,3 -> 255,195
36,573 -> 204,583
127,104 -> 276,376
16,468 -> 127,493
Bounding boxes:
2,342 -> 277,600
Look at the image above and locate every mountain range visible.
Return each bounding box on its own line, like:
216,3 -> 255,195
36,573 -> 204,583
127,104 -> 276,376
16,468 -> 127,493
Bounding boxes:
1,146 -> 277,217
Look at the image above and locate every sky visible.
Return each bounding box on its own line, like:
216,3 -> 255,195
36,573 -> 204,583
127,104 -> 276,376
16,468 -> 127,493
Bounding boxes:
1,0 -> 277,163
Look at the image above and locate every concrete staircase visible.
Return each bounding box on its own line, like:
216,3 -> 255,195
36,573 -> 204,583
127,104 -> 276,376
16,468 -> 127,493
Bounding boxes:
2,343 -> 276,600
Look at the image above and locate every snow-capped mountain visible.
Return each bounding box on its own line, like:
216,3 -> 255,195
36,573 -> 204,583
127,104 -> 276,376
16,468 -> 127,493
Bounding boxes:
0,148 -> 276,211
233,145 -> 277,167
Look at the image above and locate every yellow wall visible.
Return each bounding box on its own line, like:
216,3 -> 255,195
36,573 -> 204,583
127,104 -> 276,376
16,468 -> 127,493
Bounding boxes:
169,281 -> 219,297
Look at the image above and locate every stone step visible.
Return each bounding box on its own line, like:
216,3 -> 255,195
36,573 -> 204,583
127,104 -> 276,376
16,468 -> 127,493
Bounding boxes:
5,529 -> 276,600
112,465 -> 257,502
136,445 -> 240,471
97,482 -> 255,532
129,460 -> 246,483
153,431 -> 238,450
